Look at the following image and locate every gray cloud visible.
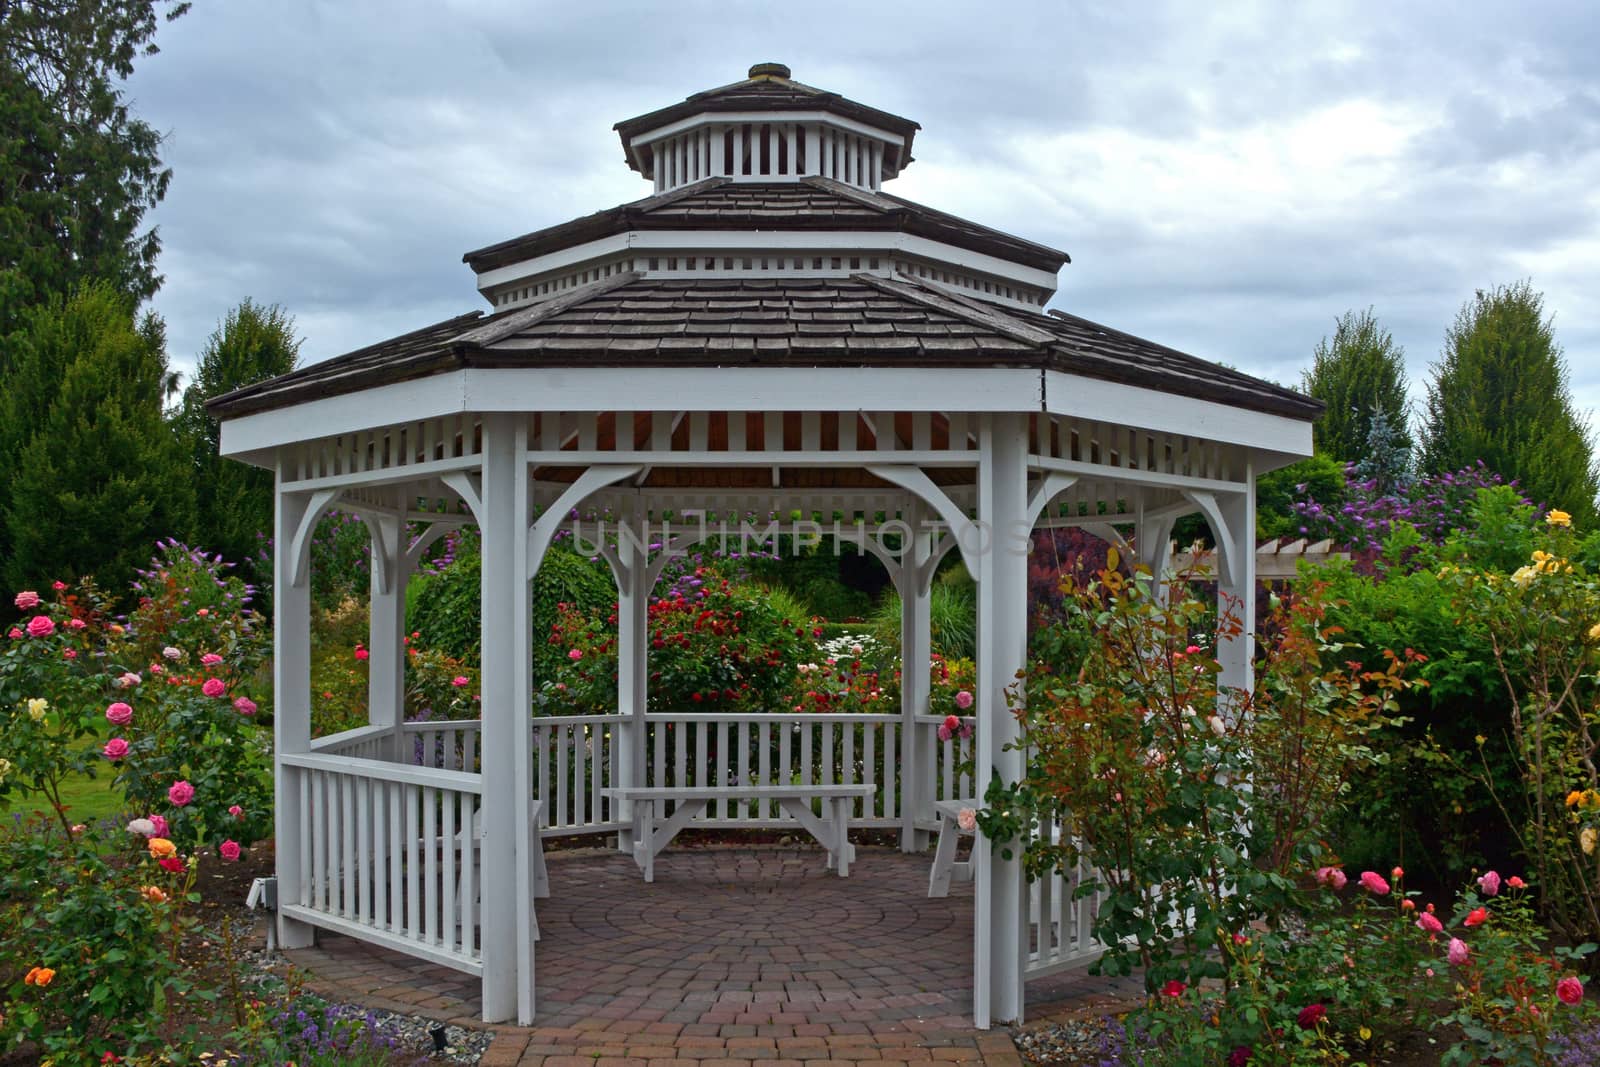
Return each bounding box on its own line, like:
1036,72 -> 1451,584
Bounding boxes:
128,0 -> 1600,427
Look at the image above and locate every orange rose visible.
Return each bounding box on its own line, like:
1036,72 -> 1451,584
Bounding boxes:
139,885 -> 168,904
146,838 -> 177,859
23,966 -> 55,987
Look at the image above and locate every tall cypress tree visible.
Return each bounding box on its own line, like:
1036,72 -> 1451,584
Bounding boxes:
0,2 -> 190,340
2,283 -> 193,592
1421,281 -> 1599,526
1302,308 -> 1412,466
175,299 -> 302,565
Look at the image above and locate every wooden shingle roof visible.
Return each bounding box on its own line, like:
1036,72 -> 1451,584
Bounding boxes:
208,274 -> 1320,422
612,70 -> 920,176
462,178 -> 1068,274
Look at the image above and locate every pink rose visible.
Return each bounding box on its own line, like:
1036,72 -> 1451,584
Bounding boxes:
954,690 -> 974,710
1448,938 -> 1470,966
1315,867 -> 1348,890
168,780 -> 195,807
200,653 -> 223,667
115,672 -> 142,688
937,724 -> 953,741
26,615 -> 54,638
1477,871 -> 1501,897
51,581 -> 65,592
103,738 -> 129,760
219,840 -> 241,863
957,808 -> 978,832
62,649 -> 76,660
451,676 -> 469,688
201,678 -> 226,698
353,647 -> 369,661
6,628 -> 20,639
1507,875 -> 1527,890
568,648 -> 583,661
227,805 -> 243,818
161,646 -> 182,661
1558,976 -> 1584,1005
1416,912 -> 1444,935
1359,871 -> 1390,895
105,702 -> 133,726
232,696 -> 257,716
148,814 -> 169,837
13,590 -> 39,609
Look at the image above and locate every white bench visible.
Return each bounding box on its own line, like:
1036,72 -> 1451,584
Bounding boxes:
603,785 -> 875,882
928,798 -> 977,897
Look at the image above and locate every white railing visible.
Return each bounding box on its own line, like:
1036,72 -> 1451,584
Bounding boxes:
395,711 -> 980,836
638,712 -> 903,826
309,722 -> 391,761
916,714 -> 976,807
1022,810 -> 1104,978
279,752 -> 483,974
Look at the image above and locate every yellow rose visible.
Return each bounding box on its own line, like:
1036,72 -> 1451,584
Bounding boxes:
146,838 -> 177,859
0,758 -> 11,783
1571,790 -> 1587,808
1589,622 -> 1600,642
1511,566 -> 1538,588
1583,827 -> 1597,856
25,698 -> 47,722
1547,509 -> 1572,527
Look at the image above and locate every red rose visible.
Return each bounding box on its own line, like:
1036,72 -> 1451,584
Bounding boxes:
159,857 -> 185,873
1161,980 -> 1186,998
1297,1003 -> 1326,1030
1464,907 -> 1489,928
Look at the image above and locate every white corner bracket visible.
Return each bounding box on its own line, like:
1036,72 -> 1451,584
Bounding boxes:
865,464 -> 980,581
1180,489 -> 1235,586
526,466 -> 643,576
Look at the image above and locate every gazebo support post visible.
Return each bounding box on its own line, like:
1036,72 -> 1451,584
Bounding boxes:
365,512 -> 409,761
973,414 -> 1029,1028
898,500 -> 931,853
478,415 -> 537,1024
1214,474 -> 1256,699
273,478 -> 316,950
613,501 -> 650,853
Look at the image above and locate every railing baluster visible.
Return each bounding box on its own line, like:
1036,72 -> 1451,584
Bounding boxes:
556,724 -> 570,830
388,782 -> 403,933
758,720 -> 771,819
423,786 -> 438,945
356,776 -> 371,924
442,786 -> 456,953
862,723 -> 875,820
298,770 -> 312,907
341,774 -> 356,918
406,785 -> 420,941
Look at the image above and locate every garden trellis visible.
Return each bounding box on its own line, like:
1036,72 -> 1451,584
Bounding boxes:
209,62 -> 1320,1028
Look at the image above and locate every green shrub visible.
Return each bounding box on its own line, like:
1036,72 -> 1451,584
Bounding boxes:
410,540 -> 616,681
867,581 -> 976,660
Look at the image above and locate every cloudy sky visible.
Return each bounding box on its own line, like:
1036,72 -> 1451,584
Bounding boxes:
126,0 -> 1600,425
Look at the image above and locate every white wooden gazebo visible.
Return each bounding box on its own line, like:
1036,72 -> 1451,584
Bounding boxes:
211,63 -> 1319,1028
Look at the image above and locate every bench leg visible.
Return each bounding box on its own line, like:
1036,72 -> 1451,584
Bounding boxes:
834,797 -> 851,878
928,815 -> 960,898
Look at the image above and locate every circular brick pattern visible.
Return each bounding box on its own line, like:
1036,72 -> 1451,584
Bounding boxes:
286,845 -> 1143,1065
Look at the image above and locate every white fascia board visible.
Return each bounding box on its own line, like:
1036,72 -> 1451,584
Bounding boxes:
476,231 -> 1061,295
630,111 -> 902,148
1042,369 -> 1314,456
219,366 -> 1043,456
219,372 -> 469,457
475,234 -> 632,291
460,366 -> 1040,414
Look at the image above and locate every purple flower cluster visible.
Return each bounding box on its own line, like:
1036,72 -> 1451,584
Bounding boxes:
1292,461 -> 1532,558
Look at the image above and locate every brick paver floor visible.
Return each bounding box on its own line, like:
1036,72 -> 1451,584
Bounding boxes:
283,845 -> 1142,1065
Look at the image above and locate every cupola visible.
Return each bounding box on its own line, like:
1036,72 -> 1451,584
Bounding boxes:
613,62 -> 920,193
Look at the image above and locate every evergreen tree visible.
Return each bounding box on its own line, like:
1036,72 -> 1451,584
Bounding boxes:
1353,408 -> 1411,495
1421,281 -> 1599,526
0,1 -> 189,340
2,283 -> 193,591
1302,308 -> 1412,466
175,299 -> 302,564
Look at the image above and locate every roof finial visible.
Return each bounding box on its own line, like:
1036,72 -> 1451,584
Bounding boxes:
748,62 -> 791,80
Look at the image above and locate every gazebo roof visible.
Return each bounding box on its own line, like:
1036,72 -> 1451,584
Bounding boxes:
462,177 -> 1069,275
207,272 -> 1318,421
612,63 -> 921,179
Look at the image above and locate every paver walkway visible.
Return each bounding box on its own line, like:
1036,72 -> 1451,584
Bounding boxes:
284,845 -> 1143,1065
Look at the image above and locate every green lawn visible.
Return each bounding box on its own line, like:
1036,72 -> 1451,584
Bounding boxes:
0,770 -> 126,826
